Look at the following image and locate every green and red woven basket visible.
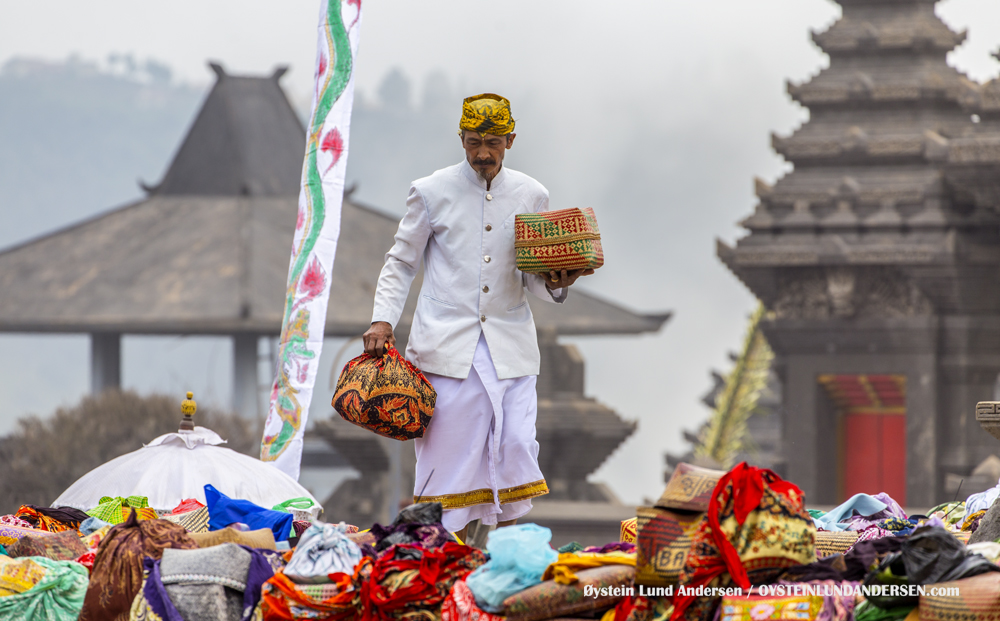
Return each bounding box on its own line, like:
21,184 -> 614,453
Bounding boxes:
514,207 -> 604,275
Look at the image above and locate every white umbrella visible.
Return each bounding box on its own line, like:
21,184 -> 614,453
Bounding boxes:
53,425 -> 321,514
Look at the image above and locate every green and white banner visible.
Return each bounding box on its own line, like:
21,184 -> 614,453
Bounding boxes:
261,0 -> 362,479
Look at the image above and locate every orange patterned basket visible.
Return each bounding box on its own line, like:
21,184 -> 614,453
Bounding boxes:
333,348 -> 436,441
514,207 -> 604,275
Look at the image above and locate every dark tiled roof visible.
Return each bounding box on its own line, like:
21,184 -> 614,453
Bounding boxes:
0,194 -> 667,336
150,64 -> 304,197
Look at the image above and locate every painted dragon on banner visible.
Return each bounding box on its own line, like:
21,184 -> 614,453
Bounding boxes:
261,0 -> 362,478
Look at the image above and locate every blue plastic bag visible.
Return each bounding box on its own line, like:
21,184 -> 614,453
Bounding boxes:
204,484 -> 295,541
465,523 -> 558,612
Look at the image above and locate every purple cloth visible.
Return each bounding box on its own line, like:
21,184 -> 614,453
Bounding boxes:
140,557 -> 184,621
582,542 -> 636,554
845,524 -> 895,553
844,493 -> 907,531
924,516 -> 947,529
370,521 -> 456,552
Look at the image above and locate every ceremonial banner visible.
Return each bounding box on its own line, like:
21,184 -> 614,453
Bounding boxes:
261,0 -> 362,478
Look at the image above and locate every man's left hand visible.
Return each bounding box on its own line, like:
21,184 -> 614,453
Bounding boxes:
545,268 -> 595,289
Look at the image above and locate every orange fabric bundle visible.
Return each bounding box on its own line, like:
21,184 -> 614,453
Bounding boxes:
333,348 -> 436,441
14,506 -> 81,534
261,557 -> 371,621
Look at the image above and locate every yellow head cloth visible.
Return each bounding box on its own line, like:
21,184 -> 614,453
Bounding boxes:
459,93 -> 515,136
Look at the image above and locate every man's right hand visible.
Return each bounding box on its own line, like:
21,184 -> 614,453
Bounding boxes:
363,321 -> 396,357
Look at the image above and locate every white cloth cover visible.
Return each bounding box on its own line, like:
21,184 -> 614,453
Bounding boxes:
415,333 -> 546,532
967,479 -> 1000,515
372,161 -> 566,380
261,0 -> 362,479
53,427 -> 321,512
283,523 -> 362,584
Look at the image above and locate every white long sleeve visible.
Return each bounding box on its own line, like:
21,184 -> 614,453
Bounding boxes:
371,186 -> 431,329
369,161 -> 565,379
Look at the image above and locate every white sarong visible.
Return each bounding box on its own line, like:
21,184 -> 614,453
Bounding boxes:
414,332 -> 548,532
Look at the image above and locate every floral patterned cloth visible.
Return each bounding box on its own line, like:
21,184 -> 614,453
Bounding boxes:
7,530 -> 87,561
0,515 -> 36,529
333,348 -> 437,441
719,593 -> 822,621
671,463 -> 816,621
441,579 -> 504,621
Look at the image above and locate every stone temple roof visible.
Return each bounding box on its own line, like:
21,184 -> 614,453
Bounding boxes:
718,0 -> 1000,319
0,63 -> 669,338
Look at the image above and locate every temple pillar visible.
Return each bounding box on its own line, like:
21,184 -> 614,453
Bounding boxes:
90,332 -> 121,394
233,334 -> 259,420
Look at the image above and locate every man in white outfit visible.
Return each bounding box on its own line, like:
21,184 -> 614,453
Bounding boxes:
364,93 -> 592,539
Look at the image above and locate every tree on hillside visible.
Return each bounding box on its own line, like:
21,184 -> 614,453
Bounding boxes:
0,389 -> 257,514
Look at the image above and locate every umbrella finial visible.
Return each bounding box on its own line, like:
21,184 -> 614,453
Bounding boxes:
180,391 -> 197,431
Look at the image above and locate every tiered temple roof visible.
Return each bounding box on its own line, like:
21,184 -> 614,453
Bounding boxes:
720,0 -> 1000,318
718,0 -> 1000,506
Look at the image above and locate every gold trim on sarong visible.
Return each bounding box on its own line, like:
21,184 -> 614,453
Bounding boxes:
499,479 -> 549,503
416,488 -> 495,509
414,479 -> 549,510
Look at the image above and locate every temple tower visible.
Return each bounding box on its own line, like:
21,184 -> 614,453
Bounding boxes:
719,0 -> 1000,506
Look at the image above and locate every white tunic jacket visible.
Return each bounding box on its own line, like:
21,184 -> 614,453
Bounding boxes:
371,161 -> 566,380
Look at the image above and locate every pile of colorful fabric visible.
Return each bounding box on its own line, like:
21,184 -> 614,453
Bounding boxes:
0,485 -> 333,620
259,502 -> 490,620
612,461 -> 1000,621
10,462 -> 1000,621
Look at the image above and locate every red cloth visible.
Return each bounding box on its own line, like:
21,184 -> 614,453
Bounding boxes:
169,498 -> 206,515
75,551 -> 96,574
363,542 -> 486,621
442,579 -> 504,621
671,462 -> 810,621
708,463 -> 801,591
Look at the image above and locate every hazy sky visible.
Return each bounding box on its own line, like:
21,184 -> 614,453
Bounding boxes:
2,0 -> 999,505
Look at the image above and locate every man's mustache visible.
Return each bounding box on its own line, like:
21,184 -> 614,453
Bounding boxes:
473,159 -> 496,166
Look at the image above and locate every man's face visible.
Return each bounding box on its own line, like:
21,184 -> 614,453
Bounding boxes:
461,131 -> 515,181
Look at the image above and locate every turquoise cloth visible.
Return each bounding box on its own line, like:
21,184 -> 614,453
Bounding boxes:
813,493 -> 888,532
465,523 -> 558,612
0,556 -> 89,621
